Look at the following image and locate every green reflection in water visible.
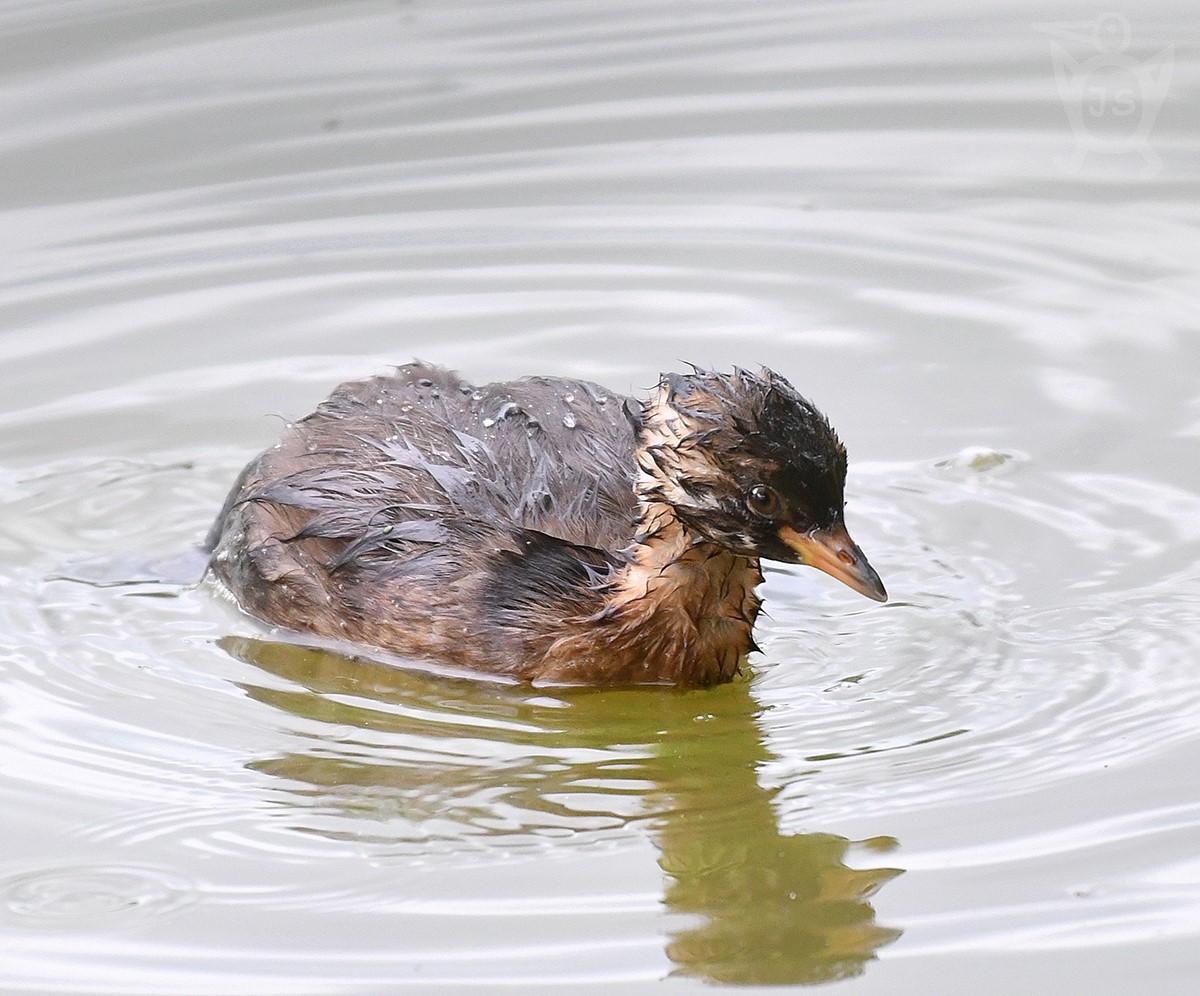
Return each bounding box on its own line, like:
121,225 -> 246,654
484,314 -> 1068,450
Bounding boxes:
223,636 -> 902,984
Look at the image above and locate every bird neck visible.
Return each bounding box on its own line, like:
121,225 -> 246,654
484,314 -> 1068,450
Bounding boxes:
617,496 -> 761,600
593,498 -> 763,685
535,413 -> 763,686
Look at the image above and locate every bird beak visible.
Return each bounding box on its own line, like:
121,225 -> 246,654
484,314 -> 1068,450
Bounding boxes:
778,523 -> 888,602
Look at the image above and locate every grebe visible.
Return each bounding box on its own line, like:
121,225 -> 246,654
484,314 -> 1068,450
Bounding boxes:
207,362 -> 885,686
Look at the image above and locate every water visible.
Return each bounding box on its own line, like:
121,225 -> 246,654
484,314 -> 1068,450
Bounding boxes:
2,0 -> 1199,991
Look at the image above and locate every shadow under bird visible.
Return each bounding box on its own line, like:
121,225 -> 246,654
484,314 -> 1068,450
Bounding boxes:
206,362 -> 886,686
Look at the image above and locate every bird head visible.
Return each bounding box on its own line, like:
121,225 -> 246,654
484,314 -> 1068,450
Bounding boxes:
634,366 -> 886,602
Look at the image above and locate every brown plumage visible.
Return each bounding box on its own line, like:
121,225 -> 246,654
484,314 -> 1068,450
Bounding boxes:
206,362 -> 885,686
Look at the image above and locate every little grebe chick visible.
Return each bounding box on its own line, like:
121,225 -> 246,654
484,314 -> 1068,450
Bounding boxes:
207,362 -> 886,686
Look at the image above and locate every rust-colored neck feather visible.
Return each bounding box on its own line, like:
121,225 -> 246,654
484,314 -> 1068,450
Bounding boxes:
536,391 -> 764,686
538,502 -> 762,686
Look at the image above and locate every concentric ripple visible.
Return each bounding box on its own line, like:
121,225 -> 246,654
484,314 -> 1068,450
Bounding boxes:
1,864 -> 195,925
1,0 -> 1199,991
754,452 -> 1200,824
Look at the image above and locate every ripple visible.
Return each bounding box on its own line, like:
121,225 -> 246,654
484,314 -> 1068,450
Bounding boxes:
755,457 -> 1200,825
2,864 -> 195,925
0,0 -> 1198,989
6,447 -> 1200,871
3,0 -> 1197,471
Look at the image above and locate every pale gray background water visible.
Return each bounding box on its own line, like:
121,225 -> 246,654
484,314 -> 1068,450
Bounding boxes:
2,1 -> 1199,992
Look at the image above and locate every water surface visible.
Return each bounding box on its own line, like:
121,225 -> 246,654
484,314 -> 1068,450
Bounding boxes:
2,1 -> 1199,992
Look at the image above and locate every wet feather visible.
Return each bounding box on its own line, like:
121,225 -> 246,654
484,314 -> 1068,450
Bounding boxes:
207,361 -> 881,686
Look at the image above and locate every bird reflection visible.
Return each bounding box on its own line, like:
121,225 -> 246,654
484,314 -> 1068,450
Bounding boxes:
222,635 -> 901,984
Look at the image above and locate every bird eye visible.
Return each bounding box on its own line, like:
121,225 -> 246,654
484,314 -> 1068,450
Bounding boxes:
746,484 -> 780,518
